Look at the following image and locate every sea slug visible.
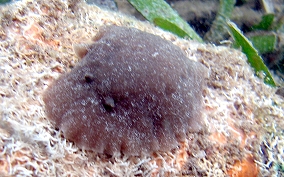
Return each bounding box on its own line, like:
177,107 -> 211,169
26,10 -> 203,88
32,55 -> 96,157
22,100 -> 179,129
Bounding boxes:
43,25 -> 207,155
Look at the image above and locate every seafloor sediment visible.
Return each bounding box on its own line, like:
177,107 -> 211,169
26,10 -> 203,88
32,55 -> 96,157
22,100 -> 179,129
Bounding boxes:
0,0 -> 283,176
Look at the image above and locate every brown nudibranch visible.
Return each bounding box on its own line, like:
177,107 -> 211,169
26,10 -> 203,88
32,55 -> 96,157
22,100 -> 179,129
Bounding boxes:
43,25 -> 207,155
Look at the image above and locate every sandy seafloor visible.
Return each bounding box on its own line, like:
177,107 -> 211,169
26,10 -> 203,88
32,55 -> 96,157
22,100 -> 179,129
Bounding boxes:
0,0 -> 283,176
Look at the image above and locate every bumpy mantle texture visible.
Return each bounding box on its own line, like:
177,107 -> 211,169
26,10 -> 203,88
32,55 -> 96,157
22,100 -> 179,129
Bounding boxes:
43,25 -> 207,156
0,0 -> 283,176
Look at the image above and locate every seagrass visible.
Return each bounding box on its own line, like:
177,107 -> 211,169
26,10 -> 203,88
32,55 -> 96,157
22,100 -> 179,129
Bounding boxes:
0,0 -> 283,176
